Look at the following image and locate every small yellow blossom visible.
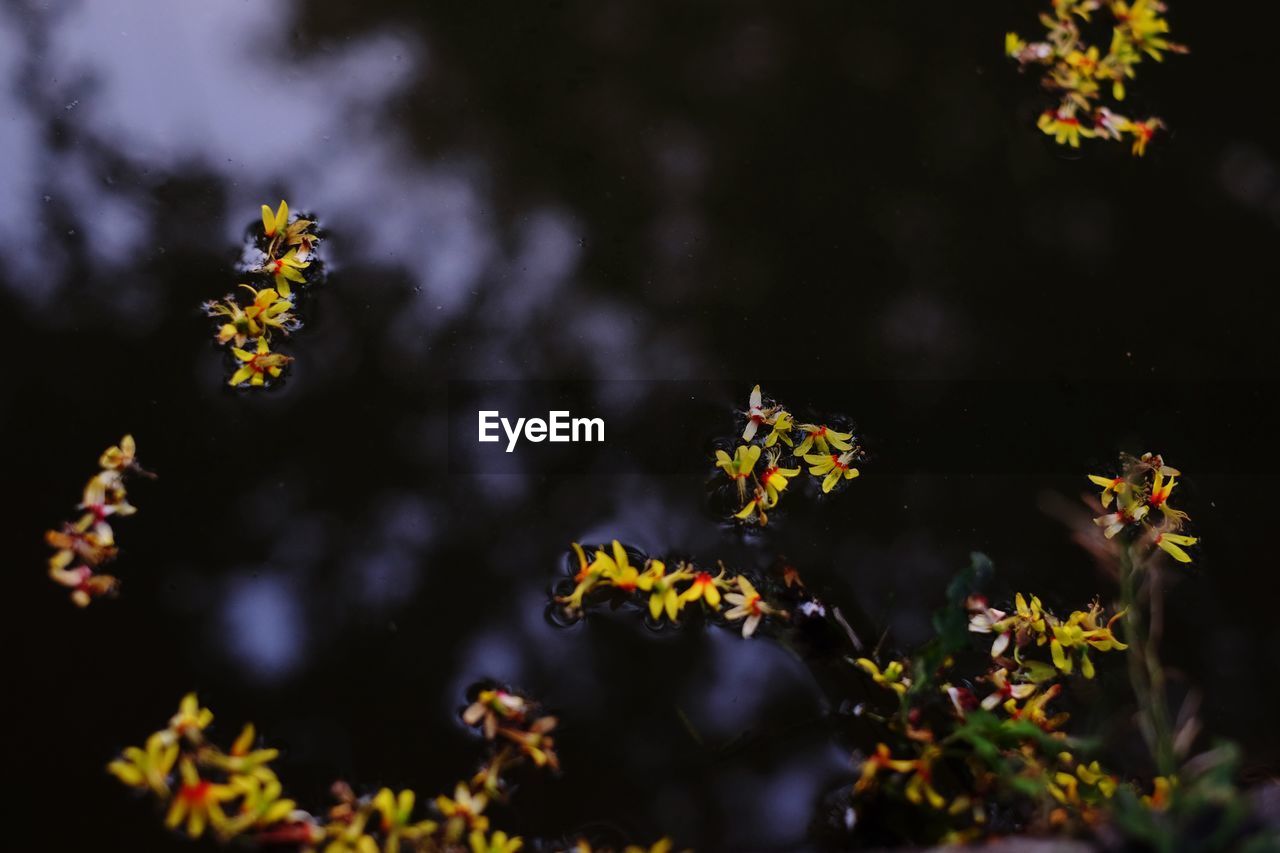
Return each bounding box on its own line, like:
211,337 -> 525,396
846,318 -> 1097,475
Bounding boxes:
723,576 -> 783,638
165,758 -> 236,838
679,570 -> 724,610
169,692 -> 214,741
805,450 -> 861,493
636,559 -> 693,621
715,444 -> 761,500
261,200 -> 290,239
261,248 -> 310,298
229,337 -> 293,387
758,449 -> 800,505
1153,531 -> 1197,563
471,829 -> 523,853
435,782 -> 490,841
793,424 -> 854,457
856,658 -> 912,695
108,731 -> 179,796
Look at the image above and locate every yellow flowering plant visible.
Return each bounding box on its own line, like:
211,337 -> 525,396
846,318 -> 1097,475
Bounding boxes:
554,540 -> 789,638
109,688 -> 606,852
1006,0 -> 1186,154
45,434 -> 153,607
713,385 -> 863,525
201,200 -> 322,389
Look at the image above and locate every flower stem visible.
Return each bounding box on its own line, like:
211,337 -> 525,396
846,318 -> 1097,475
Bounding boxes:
1119,547 -> 1176,777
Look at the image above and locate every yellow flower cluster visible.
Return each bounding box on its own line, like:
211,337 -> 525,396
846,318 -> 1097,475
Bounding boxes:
109,690 -> 560,852
202,200 -> 320,388
1088,451 -> 1198,563
717,385 -> 863,525
1006,0 -> 1186,154
556,540 -> 787,638
45,435 -> 153,607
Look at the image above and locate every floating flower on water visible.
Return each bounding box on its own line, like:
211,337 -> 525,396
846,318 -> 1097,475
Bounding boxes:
724,575 -> 784,638
680,569 -> 725,610
734,484 -> 771,525
637,559 -> 693,621
793,423 -> 854,457
805,450 -> 861,494
1005,0 -> 1185,153
229,337 -> 294,388
758,449 -> 800,505
715,444 -> 761,500
261,200 -> 290,240
261,248 -> 310,298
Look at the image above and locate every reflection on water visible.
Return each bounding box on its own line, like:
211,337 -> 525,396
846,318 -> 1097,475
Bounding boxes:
4,0 -> 1280,849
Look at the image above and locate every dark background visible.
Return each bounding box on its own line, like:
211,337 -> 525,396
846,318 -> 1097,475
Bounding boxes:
1,0 -> 1277,850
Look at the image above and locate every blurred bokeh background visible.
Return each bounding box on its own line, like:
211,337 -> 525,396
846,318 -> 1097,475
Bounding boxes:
2,0 -> 1278,849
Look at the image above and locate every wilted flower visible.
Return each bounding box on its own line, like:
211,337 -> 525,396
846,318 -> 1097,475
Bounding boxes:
463,689 -> 529,740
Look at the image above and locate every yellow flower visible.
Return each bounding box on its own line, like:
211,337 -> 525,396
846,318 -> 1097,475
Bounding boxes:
1153,531 -> 1197,563
763,409 -> 794,447
1038,109 -> 1097,147
723,576 -> 782,638
373,788 -> 438,853
636,559 -> 692,621
715,444 -> 761,500
169,692 -> 214,741
435,782 -> 489,841
680,570 -> 724,610
981,667 -> 1039,710
205,297 -> 259,347
758,449 -> 800,505
165,758 -> 236,838
261,247 -> 310,297
1127,118 -> 1162,155
804,450 -> 861,493
223,770 -> 297,835
108,730 -> 178,796
239,284 -> 298,336
793,423 -> 854,457
261,200 -> 290,239
1086,473 -> 1127,508
734,485 -> 771,526
471,830 -> 523,853
1093,494 -> 1149,538
229,337 -> 293,387
855,658 -> 911,695
100,434 -> 140,472
203,723 -> 280,781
